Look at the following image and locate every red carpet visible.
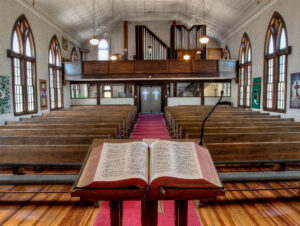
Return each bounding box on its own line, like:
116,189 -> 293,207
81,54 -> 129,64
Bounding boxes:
93,200 -> 201,226
131,114 -> 170,139
93,114 -> 201,226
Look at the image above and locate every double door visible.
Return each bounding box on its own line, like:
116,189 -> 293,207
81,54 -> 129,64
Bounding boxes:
140,86 -> 162,113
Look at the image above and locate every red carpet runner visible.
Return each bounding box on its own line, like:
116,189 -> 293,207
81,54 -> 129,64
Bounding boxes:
131,114 -> 170,139
93,114 -> 201,226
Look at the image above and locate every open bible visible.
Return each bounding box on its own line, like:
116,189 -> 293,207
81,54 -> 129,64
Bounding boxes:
76,140 -> 222,193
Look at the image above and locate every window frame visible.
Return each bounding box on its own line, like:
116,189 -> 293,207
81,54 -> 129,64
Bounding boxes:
70,47 -> 79,62
238,33 -> 252,108
263,12 -> 290,113
203,82 -> 231,97
70,83 -> 98,99
48,35 -> 63,111
98,39 -> 110,61
8,15 -> 37,116
103,85 -> 112,98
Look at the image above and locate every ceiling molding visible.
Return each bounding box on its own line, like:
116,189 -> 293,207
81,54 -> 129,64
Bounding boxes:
15,0 -> 82,48
221,0 -> 279,43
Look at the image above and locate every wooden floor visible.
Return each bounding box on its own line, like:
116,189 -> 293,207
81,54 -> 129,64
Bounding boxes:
0,166 -> 299,226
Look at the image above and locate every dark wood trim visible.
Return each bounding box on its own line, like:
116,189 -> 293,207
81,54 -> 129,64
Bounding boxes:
238,33 -> 252,108
39,79 -> 48,110
202,25 -> 207,59
123,21 -> 128,58
7,49 -> 35,61
97,83 -> 101,105
49,35 -> 64,111
9,14 -> 38,116
263,11 -> 290,113
200,82 -> 204,105
69,60 -> 236,77
163,82 -> 168,108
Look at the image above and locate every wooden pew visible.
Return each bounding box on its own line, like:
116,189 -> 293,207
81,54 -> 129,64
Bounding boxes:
0,124 -> 120,130
0,105 -> 138,174
0,135 -> 110,145
183,126 -> 300,138
206,142 -> 300,162
165,106 -> 300,167
202,132 -> 300,143
0,145 -> 89,164
0,128 -> 118,137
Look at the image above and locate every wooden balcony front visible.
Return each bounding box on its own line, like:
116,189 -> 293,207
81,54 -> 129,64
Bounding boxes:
64,60 -> 237,81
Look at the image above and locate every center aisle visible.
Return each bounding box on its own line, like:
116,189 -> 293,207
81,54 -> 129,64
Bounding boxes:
131,114 -> 170,139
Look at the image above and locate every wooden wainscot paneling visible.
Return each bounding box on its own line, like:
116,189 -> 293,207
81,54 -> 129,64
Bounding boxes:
168,60 -> 193,73
134,60 -> 168,73
109,61 -> 134,73
193,60 -> 218,73
83,61 -> 109,74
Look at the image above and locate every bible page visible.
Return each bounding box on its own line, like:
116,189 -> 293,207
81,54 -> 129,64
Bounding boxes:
149,141 -> 203,182
93,142 -> 148,182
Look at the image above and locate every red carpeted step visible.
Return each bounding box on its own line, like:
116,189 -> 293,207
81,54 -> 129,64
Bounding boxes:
130,113 -> 170,139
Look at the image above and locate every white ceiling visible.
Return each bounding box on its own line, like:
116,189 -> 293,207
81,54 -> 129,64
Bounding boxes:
23,0 -> 276,43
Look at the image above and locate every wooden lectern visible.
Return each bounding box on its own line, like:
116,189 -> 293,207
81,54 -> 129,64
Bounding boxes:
72,139 -> 224,226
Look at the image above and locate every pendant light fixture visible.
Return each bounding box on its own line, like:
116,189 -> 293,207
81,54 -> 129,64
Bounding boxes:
199,0 -> 210,44
89,0 -> 100,46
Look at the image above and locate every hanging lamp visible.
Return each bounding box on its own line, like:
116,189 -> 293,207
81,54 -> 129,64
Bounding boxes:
89,0 -> 100,46
199,0 -> 210,44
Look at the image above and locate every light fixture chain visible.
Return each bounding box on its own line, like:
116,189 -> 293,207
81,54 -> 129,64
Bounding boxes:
203,0 -> 205,24
93,0 -> 95,36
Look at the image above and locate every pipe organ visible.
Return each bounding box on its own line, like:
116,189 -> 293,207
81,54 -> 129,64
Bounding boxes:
136,25 -> 170,60
171,25 -> 207,59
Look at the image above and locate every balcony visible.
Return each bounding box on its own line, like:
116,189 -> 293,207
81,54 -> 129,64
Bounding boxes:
64,59 -> 237,81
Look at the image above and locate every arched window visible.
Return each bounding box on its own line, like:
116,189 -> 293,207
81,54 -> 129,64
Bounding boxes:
98,39 -> 109,60
264,12 -> 290,112
223,45 -> 231,60
103,85 -> 112,98
49,35 -> 63,110
238,33 -> 252,108
70,47 -> 79,62
8,15 -> 37,115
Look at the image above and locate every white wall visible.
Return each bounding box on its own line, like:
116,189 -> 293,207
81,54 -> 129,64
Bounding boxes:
167,96 -> 233,107
207,38 -> 221,48
100,98 -> 134,105
0,0 -> 80,125
168,97 -> 201,106
222,0 -> 300,121
84,21 -> 172,60
204,97 -> 232,105
71,98 -> 97,106
84,21 -> 221,61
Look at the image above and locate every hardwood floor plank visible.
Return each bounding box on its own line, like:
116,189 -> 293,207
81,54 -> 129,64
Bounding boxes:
0,168 -> 299,225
